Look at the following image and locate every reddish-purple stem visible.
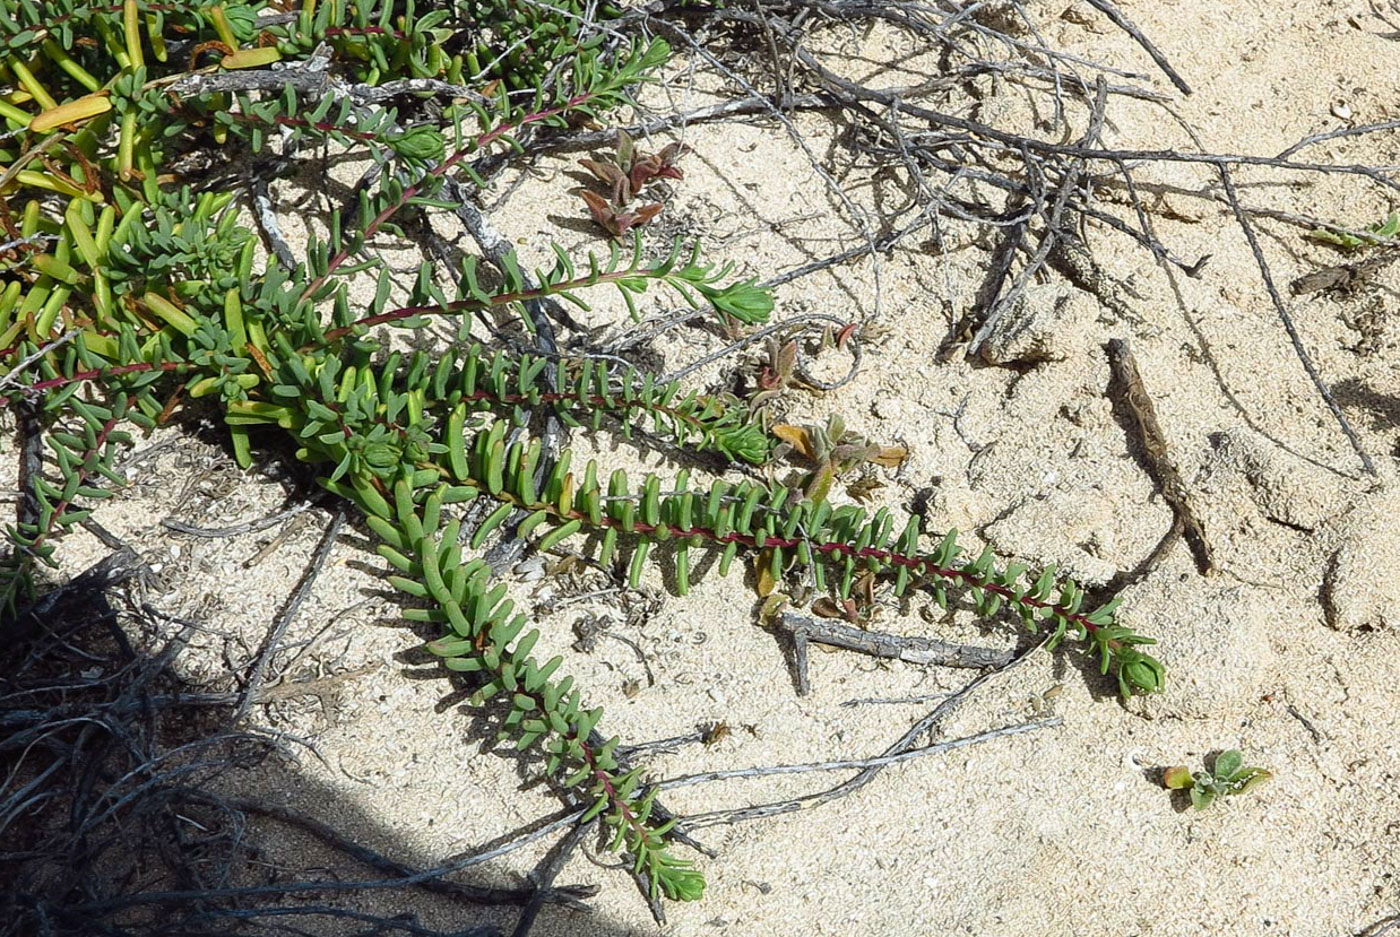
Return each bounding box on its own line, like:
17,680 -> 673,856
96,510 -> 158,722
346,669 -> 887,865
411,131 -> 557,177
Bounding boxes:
12,399 -> 128,567
301,91 -> 600,304
507,497 -> 1106,637
0,361 -> 185,408
313,264 -> 673,346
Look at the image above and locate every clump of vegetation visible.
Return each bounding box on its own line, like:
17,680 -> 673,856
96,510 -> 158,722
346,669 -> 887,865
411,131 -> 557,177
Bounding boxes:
0,0 -> 1162,915
1164,750 -> 1273,809
579,129 -> 689,238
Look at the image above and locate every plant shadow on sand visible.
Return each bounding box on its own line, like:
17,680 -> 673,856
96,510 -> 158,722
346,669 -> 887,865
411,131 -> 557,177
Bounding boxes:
0,557 -> 644,937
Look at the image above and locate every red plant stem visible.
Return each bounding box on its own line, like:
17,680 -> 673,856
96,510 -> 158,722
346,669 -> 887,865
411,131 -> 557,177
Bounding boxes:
572,719 -> 661,853
219,110 -> 406,148
465,388 -> 733,436
642,519 -> 1102,635
312,263 -> 671,347
0,361 -> 185,408
8,399 -> 128,574
268,113 -> 381,142
445,642 -> 667,855
421,483 -> 1103,857
32,3 -> 188,32
324,25 -> 408,40
312,382 -> 733,446
300,91 -> 601,304
478,488 -> 1106,637
584,761 -> 663,858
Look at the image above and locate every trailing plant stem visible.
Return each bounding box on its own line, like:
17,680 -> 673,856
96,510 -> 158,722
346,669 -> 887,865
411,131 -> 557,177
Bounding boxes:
0,361 -> 186,408
449,466 -> 1110,639
301,91 -> 604,303
317,263 -> 699,345
2,395 -> 129,610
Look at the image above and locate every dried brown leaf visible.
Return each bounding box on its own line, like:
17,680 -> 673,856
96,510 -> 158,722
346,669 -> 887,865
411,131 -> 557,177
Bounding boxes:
772,424 -> 817,460
775,339 -> 798,380
846,475 -> 885,503
758,593 -> 789,623
870,445 -> 909,468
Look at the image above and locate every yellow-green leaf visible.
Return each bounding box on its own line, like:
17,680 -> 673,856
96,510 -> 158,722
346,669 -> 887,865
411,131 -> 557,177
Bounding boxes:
221,47 -> 282,70
29,93 -> 112,134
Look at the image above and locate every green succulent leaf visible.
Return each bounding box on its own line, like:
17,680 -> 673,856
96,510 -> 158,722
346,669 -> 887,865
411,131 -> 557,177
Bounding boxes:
1213,749 -> 1243,780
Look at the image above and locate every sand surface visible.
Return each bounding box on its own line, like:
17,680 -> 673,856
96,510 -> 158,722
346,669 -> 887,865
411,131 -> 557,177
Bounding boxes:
15,1 -> 1400,935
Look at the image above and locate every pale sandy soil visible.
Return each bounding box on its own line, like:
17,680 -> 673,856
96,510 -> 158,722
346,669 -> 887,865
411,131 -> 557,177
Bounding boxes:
14,1 -> 1400,935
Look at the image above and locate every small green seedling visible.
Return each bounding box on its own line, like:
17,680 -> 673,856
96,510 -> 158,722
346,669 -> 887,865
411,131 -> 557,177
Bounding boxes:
1307,210 -> 1400,250
1164,749 -> 1272,809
